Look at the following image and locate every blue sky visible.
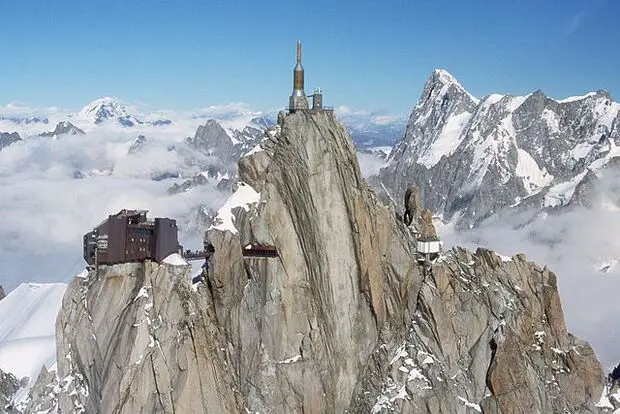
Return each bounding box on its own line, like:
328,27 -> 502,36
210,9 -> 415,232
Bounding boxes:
0,0 -> 618,115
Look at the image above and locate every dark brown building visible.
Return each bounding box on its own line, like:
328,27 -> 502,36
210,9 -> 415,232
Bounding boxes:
84,209 -> 180,266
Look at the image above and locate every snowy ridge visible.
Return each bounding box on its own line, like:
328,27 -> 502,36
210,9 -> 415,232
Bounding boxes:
557,92 -> 598,103
0,282 -> 67,405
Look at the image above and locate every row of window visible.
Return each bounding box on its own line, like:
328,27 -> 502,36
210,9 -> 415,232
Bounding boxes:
125,247 -> 148,255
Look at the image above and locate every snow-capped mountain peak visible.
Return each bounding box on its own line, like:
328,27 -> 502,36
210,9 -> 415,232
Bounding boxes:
76,97 -> 146,127
556,89 -> 610,104
78,97 -> 129,122
432,68 -> 460,86
380,69 -> 620,229
426,68 -> 480,105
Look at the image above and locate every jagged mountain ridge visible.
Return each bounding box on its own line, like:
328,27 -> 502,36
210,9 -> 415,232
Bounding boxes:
0,117 -> 48,125
38,121 -> 85,138
379,69 -> 620,228
1,369 -> 19,411
22,110 -> 604,413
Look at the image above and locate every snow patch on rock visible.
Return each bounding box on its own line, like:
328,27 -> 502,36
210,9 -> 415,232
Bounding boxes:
162,253 -> 189,266
210,182 -> 260,234
515,148 -> 554,193
418,111 -> 472,168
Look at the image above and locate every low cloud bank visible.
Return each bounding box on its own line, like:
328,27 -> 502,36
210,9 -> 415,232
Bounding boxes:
0,128 -> 229,292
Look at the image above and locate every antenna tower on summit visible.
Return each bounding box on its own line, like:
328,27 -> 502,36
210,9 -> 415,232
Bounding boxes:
289,41 -> 309,111
283,41 -> 331,117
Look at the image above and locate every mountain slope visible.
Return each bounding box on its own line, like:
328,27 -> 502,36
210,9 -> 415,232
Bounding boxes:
0,283 -> 67,408
379,69 -> 620,228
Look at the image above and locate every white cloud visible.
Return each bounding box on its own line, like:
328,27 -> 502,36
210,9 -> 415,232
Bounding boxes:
336,105 -> 406,129
356,152 -> 387,178
0,124 -> 231,292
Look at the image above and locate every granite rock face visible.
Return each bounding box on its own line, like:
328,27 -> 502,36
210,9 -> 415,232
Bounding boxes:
28,110 -> 604,413
378,69 -> 620,228
350,248 -> 603,413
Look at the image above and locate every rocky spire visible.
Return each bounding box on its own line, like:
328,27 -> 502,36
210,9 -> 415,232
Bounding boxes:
27,110 -> 604,413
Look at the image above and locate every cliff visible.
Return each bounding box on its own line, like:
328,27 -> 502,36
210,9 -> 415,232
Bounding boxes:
25,110 -> 604,413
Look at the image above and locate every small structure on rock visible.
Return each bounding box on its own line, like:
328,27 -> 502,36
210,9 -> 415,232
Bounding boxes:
402,186 -> 442,267
243,244 -> 278,258
83,209 -> 180,266
285,41 -> 332,115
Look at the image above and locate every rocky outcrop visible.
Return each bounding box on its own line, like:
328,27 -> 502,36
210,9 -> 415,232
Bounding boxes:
50,262 -> 236,413
350,248 -> 603,413
0,286 -> 5,301
187,119 -> 236,161
13,367 -> 58,414
0,369 -> 19,413
0,132 -> 21,151
418,210 -> 437,239
77,97 -> 170,127
378,69 -> 620,229
32,110 -> 604,413
39,121 -> 85,138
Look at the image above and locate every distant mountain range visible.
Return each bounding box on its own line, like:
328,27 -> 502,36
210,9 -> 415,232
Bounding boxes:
0,98 -> 405,150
